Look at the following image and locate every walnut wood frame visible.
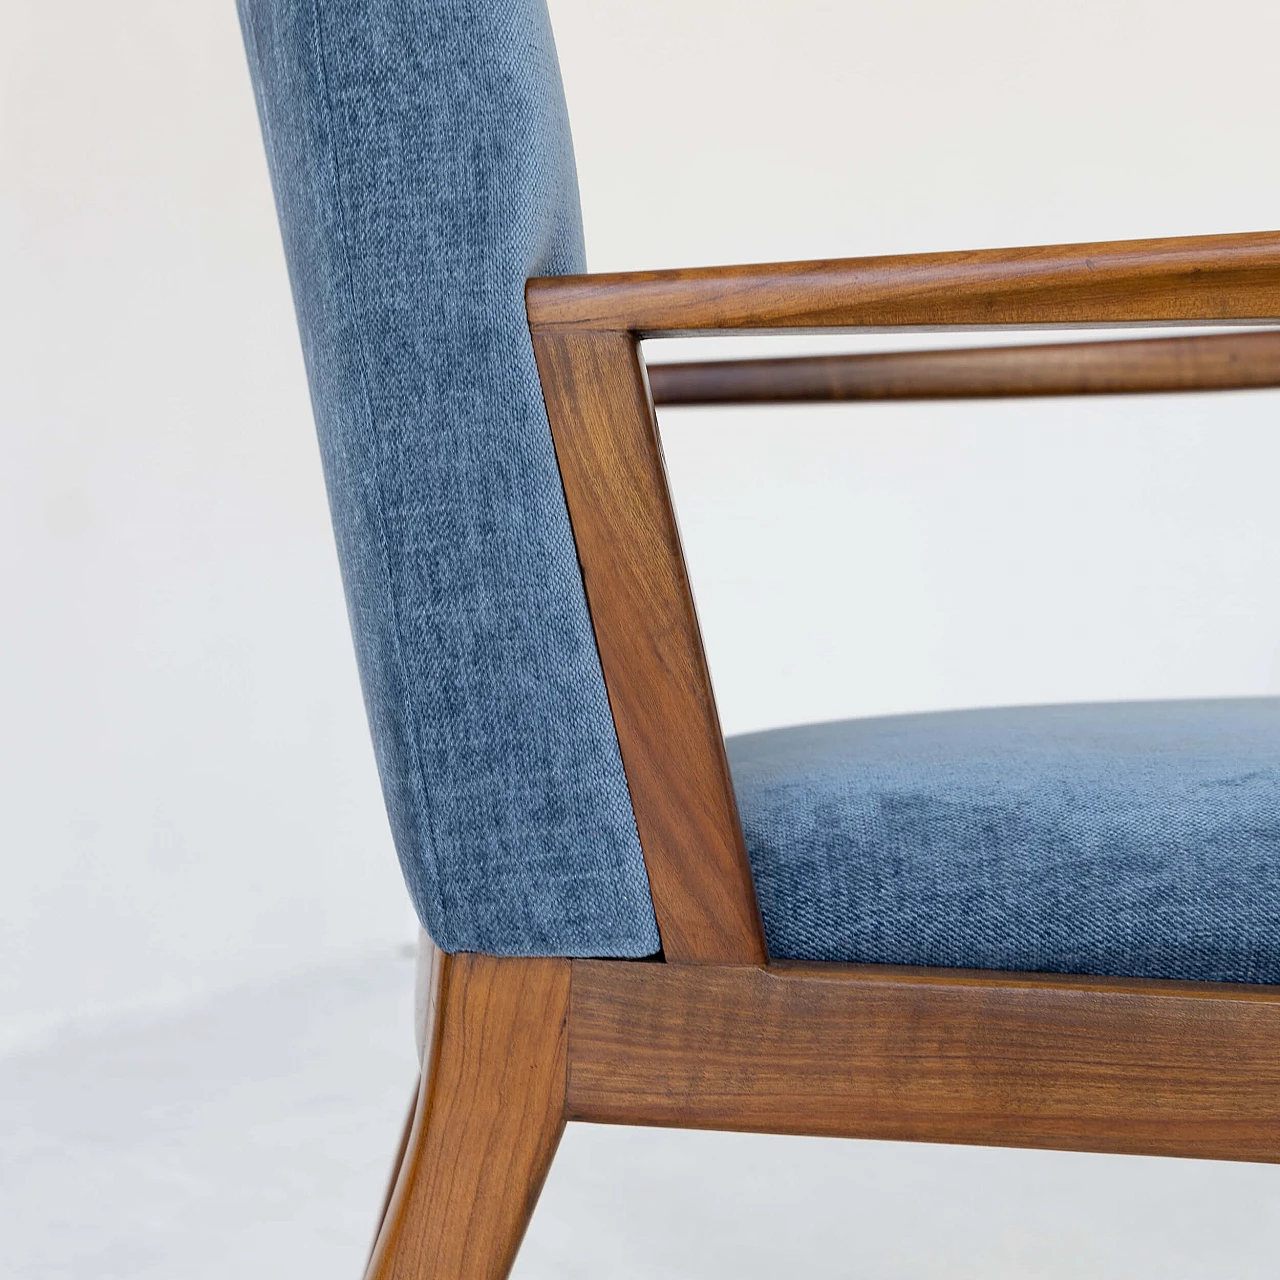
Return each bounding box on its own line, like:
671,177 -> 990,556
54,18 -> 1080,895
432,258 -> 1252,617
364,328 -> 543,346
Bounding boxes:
365,231 -> 1280,1280
647,329 -> 1280,406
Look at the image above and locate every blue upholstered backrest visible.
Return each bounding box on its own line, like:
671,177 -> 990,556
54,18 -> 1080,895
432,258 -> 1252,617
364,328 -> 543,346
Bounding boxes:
237,0 -> 658,956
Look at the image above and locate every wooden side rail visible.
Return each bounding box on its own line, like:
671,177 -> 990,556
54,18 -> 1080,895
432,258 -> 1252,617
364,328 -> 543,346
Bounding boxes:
527,230 -> 1280,335
371,950 -> 1280,1279
568,959 -> 1280,1163
647,329 -> 1280,405
366,952 -> 1280,1277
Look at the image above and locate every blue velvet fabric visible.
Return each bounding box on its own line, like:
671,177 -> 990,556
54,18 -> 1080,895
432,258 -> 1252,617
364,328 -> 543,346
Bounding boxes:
727,699 -> 1280,982
237,0 -> 658,955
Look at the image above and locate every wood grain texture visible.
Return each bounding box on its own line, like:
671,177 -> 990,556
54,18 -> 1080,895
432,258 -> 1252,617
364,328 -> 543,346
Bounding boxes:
648,329 -> 1280,405
526,230 -> 1280,335
532,329 -> 768,966
567,960 -> 1280,1163
527,234 -> 1280,962
365,954 -> 570,1280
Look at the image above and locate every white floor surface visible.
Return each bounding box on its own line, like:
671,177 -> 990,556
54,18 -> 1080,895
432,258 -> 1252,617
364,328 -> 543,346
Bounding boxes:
4,947 -> 1280,1279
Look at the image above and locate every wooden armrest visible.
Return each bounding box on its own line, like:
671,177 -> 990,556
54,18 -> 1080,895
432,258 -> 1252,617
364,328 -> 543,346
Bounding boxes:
527,230 -> 1280,335
647,330 -> 1280,405
526,230 -> 1280,968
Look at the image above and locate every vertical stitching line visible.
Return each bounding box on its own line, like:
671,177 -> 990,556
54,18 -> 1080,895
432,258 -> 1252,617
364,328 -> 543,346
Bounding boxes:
306,0 -> 449,938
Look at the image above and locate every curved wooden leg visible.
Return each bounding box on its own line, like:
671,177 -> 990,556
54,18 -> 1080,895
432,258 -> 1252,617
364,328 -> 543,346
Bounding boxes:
365,953 -> 571,1280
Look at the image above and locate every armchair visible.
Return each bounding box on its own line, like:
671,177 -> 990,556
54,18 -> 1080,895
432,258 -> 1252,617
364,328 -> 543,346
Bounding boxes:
236,3 -> 1280,1277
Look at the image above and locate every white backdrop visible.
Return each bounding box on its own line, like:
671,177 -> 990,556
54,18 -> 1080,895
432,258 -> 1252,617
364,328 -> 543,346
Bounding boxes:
3,0 -> 1280,1052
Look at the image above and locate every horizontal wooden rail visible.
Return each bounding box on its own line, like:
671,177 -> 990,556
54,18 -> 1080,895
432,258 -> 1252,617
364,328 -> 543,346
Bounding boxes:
527,230 -> 1280,335
568,960 -> 1280,1163
647,329 -> 1280,405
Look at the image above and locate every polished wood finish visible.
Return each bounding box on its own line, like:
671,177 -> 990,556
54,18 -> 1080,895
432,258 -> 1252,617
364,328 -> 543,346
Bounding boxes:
527,230 -> 1280,335
525,234 -> 1280,967
365,954 -> 570,1280
648,329 -> 1280,405
532,329 -> 767,965
568,960 -> 1280,1163
362,234 -> 1280,1273
346,233 -> 1280,1276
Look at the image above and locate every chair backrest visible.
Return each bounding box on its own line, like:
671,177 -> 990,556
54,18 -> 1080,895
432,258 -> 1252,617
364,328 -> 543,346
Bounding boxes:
237,0 -> 658,957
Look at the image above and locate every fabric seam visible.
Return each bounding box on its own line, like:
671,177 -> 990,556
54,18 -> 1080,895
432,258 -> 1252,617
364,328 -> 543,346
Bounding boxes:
306,0 -> 449,937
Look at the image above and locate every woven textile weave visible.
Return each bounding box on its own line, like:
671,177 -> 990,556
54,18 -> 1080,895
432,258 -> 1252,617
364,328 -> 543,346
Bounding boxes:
238,0 -> 658,955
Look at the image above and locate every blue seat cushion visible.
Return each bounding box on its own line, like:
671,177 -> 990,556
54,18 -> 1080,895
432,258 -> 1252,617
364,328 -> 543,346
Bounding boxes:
726,698 -> 1280,982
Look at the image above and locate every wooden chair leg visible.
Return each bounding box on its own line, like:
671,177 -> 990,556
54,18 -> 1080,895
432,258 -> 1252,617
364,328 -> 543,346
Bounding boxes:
364,953 -> 571,1280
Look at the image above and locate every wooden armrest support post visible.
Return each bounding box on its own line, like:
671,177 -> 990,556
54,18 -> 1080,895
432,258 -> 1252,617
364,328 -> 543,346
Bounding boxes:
527,230 -> 1280,965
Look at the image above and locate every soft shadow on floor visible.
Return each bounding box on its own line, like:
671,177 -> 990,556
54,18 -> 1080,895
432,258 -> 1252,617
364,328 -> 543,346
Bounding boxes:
523,1124 -> 1280,1280
0,950 -> 419,1280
